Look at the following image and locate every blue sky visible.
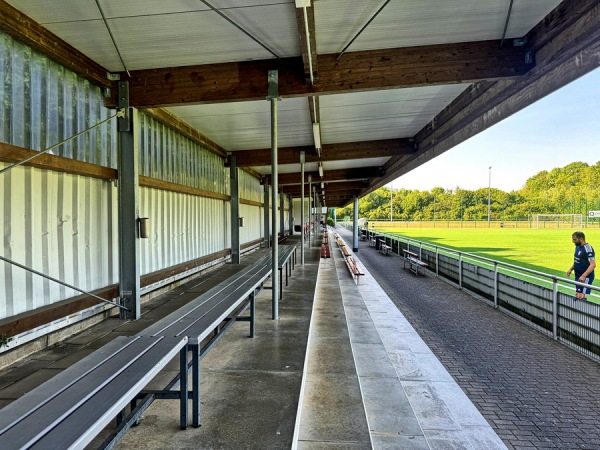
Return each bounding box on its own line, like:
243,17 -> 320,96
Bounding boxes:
393,67 -> 600,192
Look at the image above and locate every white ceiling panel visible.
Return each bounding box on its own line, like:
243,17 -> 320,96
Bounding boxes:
315,0 -> 562,54
8,0 -> 300,71
320,84 -> 470,143
168,98 -> 313,151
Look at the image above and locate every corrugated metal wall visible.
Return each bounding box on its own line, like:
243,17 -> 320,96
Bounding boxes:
139,188 -> 227,275
0,162 -> 118,317
0,32 -> 118,167
138,112 -> 226,194
0,31 -> 267,321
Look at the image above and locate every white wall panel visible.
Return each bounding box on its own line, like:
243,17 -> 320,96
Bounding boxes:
139,187 -> 228,275
0,163 -> 118,320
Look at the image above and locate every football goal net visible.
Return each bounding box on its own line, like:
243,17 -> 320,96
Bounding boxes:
534,214 -> 583,229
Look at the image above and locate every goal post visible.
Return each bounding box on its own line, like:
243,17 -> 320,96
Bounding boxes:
534,214 -> 583,229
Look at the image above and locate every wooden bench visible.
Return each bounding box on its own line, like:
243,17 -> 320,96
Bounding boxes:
334,236 -> 364,283
0,335 -> 187,450
403,250 -> 428,276
380,243 -> 392,255
345,256 -> 364,282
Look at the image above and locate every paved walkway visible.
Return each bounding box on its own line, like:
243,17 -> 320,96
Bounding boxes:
337,226 -> 600,450
296,231 -> 504,448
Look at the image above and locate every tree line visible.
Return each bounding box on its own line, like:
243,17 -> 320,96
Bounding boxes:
335,161 -> 600,221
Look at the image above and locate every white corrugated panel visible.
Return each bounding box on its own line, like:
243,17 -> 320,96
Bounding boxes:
315,0 -> 562,53
139,187 -> 228,276
239,170 -> 263,203
240,204 -> 262,245
168,98 -> 313,151
138,112 -> 227,194
0,32 -> 118,167
320,85 -> 470,143
8,0 -> 299,71
0,163 -> 118,319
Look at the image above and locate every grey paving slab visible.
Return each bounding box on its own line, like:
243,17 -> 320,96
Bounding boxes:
370,433 -> 430,450
306,337 -> 356,374
297,441 -> 372,449
360,376 -> 423,436
298,373 -> 371,445
351,343 -> 397,378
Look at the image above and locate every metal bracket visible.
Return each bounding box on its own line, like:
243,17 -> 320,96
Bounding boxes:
525,51 -> 534,65
118,82 -> 130,132
513,37 -> 527,47
266,70 -> 280,100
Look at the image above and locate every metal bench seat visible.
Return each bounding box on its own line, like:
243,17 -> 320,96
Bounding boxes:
0,335 -> 187,450
140,254 -> 274,428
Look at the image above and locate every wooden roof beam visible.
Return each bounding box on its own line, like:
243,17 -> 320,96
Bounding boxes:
272,166 -> 383,185
110,40 -> 533,107
230,139 -> 414,167
282,180 -> 369,195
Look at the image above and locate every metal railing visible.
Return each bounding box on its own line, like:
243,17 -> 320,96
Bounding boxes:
341,223 -> 600,362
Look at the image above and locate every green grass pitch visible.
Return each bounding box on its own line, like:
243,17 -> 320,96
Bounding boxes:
376,227 -> 600,280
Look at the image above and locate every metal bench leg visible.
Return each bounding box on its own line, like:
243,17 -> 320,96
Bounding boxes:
192,345 -> 201,428
286,261 -> 289,286
250,291 -> 256,338
179,346 -> 189,429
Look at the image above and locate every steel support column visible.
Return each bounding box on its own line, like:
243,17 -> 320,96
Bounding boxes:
230,154 -> 240,264
300,151 -> 305,264
279,188 -> 285,239
117,82 -> 140,320
353,195 -> 359,252
308,175 -> 312,248
263,180 -> 270,248
268,70 -> 279,320
289,195 -> 293,236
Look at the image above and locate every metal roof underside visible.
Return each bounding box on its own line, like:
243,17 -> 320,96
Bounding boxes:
4,0 -> 597,208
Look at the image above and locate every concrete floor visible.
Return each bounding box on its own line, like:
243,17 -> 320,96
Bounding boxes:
0,232 -> 505,449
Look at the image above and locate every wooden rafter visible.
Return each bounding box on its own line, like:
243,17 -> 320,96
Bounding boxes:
231,139 -> 414,167
110,40 -> 532,107
272,167 -> 382,185
282,180 -> 368,195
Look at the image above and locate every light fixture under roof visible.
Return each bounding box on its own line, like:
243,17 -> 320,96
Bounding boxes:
312,123 -> 321,154
318,162 -> 323,177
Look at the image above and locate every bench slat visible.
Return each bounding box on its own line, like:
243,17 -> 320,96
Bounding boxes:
143,257 -> 271,337
0,336 -> 186,450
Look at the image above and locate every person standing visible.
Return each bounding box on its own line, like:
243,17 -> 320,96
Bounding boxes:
567,231 -> 596,300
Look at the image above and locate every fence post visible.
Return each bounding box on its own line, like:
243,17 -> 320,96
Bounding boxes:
493,262 -> 499,308
435,247 -> 439,277
552,279 -> 559,340
458,253 -> 463,289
